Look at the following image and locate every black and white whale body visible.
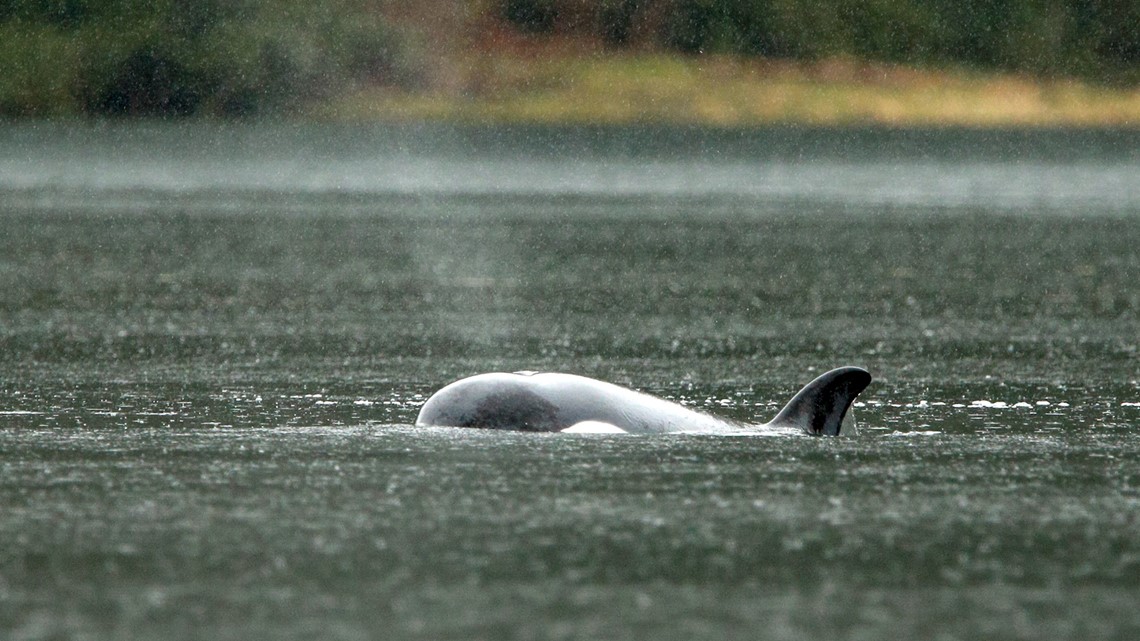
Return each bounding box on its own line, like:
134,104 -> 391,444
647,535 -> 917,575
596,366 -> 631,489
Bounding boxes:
415,366 -> 871,436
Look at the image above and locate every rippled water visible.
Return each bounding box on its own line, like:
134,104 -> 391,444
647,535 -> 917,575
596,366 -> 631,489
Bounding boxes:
1,123 -> 1138,640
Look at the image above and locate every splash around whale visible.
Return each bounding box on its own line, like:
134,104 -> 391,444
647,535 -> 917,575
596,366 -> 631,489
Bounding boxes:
415,366 -> 871,436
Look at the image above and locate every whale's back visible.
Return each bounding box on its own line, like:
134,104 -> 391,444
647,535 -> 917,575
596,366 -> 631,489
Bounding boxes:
416,367 -> 871,435
415,372 -> 730,433
415,373 -> 563,431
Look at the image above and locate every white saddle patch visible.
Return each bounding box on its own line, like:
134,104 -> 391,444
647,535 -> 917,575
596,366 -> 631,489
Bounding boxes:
561,421 -> 627,434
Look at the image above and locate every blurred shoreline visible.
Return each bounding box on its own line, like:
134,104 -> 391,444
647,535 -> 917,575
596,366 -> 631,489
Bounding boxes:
3,1 -> 1138,128
314,51 -> 1140,128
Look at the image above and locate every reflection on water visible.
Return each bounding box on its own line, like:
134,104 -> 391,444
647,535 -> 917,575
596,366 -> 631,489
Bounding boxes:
1,122 -> 1139,640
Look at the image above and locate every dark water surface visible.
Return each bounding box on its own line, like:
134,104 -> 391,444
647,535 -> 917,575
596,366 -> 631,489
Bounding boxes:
2,123 -> 1139,640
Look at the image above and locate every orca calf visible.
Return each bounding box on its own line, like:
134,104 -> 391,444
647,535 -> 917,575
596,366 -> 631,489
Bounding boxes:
416,366 -> 871,436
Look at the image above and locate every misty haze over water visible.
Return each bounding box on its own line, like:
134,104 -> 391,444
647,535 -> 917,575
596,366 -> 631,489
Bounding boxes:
2,123 -> 1137,212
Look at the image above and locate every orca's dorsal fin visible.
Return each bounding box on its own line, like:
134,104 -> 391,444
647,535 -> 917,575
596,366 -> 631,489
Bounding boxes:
767,367 -> 872,436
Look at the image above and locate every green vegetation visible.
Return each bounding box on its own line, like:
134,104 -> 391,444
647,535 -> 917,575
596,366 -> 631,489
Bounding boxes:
1,0 -> 1137,121
0,0 -> 412,116
502,0 -> 1140,84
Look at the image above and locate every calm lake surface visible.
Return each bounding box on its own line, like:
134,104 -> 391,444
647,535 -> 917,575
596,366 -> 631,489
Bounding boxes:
1,122 -> 1138,640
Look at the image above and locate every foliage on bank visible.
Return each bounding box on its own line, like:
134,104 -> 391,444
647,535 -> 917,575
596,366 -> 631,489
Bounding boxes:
0,0 -> 414,117
2,0 -> 1137,119
504,0 -> 1140,84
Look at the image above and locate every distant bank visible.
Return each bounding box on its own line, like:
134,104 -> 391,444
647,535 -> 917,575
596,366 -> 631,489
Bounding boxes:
316,52 -> 1140,128
2,0 -> 1137,127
